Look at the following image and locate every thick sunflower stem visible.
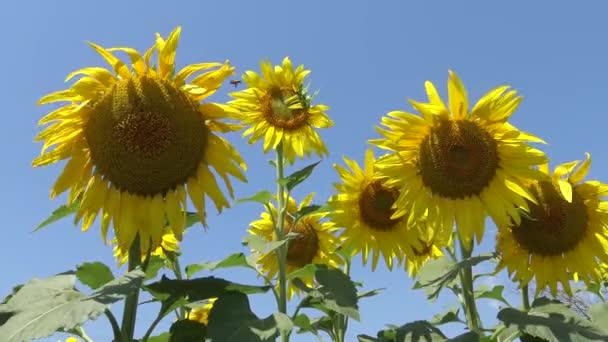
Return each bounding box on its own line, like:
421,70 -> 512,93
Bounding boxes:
458,237 -> 482,333
275,144 -> 289,342
522,284 -> 531,310
121,235 -> 142,342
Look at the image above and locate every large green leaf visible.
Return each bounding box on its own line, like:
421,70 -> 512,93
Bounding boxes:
293,264 -> 359,320
474,285 -> 509,307
185,253 -> 256,278
590,302 -> 608,333
278,161 -> 321,191
34,200 -> 80,232
168,319 -> 207,342
206,292 -> 285,341
75,261 -> 114,290
145,275 -> 270,302
0,270 -> 144,342
497,297 -> 608,342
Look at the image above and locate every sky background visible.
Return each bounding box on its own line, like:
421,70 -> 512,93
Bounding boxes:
2,1 -> 608,341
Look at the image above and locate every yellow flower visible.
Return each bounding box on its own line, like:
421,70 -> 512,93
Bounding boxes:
113,227 -> 179,265
329,148 -> 446,272
371,70 -> 547,247
248,194 -> 343,298
229,57 -> 332,163
404,225 -> 451,276
186,298 -> 216,325
33,27 -> 246,254
496,153 -> 608,296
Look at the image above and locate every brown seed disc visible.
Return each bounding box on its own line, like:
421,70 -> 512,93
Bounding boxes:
260,87 -> 309,131
285,220 -> 320,268
358,180 -> 401,231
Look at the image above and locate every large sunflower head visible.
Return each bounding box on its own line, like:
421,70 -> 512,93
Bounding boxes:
329,148 -> 439,271
370,70 -> 547,248
248,193 -> 343,298
33,27 -> 246,255
496,153 -> 608,296
228,57 -> 332,164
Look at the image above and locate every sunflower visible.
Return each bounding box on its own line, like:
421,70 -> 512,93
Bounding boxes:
404,225 -> 451,276
112,227 -> 179,265
329,148 -> 428,271
32,27 -> 246,255
186,298 -> 217,325
248,194 -> 342,298
228,57 -> 332,163
370,70 -> 547,247
496,153 -> 608,296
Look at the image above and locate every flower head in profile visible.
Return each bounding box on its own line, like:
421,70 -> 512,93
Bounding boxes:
186,298 -> 217,325
371,71 -> 547,247
496,153 -> 608,296
247,194 -> 342,298
33,27 -> 246,254
229,57 -> 332,163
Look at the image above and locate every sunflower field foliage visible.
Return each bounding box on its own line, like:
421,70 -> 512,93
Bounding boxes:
3,26 -> 608,342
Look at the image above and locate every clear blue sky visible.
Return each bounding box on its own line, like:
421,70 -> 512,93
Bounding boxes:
2,1 -> 608,341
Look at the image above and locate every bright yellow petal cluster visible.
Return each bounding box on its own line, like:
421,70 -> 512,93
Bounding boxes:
229,57 -> 332,163
248,194 -> 342,298
186,298 -> 217,325
112,227 -> 180,265
371,70 -> 547,247
496,153 -> 608,296
33,27 -> 246,254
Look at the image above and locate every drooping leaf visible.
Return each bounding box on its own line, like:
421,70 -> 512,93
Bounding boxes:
236,190 -> 273,205
278,161 -> 321,191
145,275 -> 270,302
0,270 -> 144,342
497,297 -> 608,342
590,302 -> 608,333
75,262 -> 114,290
475,285 -> 509,307
185,253 -> 255,278
358,288 -> 385,301
206,292 -> 280,341
242,234 -> 288,255
168,319 -> 207,342
293,205 -> 331,223
34,200 -> 80,232
185,212 -> 200,229
430,308 -> 463,326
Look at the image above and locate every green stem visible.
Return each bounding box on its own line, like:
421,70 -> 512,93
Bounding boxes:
121,235 -> 142,342
140,313 -> 164,342
74,326 -> 94,342
335,260 -> 352,342
457,237 -> 482,333
170,256 -> 187,319
522,284 -> 530,310
275,143 -> 289,342
104,309 -> 122,342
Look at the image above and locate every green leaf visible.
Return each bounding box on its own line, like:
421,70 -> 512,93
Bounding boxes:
147,332 -> 170,342
590,302 -> 608,333
0,270 -> 144,342
293,264 -> 360,321
34,200 -> 80,232
236,190 -> 273,205
278,161 -> 321,191
75,262 -> 114,290
185,212 -> 201,229
185,253 -> 255,278
430,308 -> 462,326
414,254 -> 495,302
447,331 -> 480,342
206,292 -> 279,341
168,319 -> 207,342
475,285 -> 509,307
497,297 -> 608,341
145,275 -> 270,302
145,255 -> 167,280
358,288 -> 385,301
243,234 -> 288,255
272,312 -> 293,336
363,320 -> 448,342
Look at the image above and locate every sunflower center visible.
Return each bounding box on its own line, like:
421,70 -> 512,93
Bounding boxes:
419,119 -> 499,199
260,87 -> 309,131
285,220 -> 319,268
85,75 -> 208,197
358,181 -> 401,231
510,180 -> 588,256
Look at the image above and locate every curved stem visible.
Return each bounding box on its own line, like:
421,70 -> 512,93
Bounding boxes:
140,313 -> 164,342
275,143 -> 289,342
522,284 -> 531,310
104,309 -> 122,342
170,256 -> 187,319
74,326 -> 94,342
457,237 -> 482,333
121,235 -> 142,341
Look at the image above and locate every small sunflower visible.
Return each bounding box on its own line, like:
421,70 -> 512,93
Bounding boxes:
329,148 -> 431,271
113,227 -> 179,265
228,57 -> 332,163
496,153 -> 608,296
33,27 -> 246,255
248,194 -> 342,298
404,225 -> 451,276
186,298 -> 217,325
371,70 -> 547,247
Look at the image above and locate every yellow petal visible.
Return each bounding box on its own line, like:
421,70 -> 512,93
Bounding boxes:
87,42 -> 131,79
447,70 -> 468,119
569,152 -> 591,184
158,27 -> 181,79
557,179 -> 573,203
107,47 -> 146,75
